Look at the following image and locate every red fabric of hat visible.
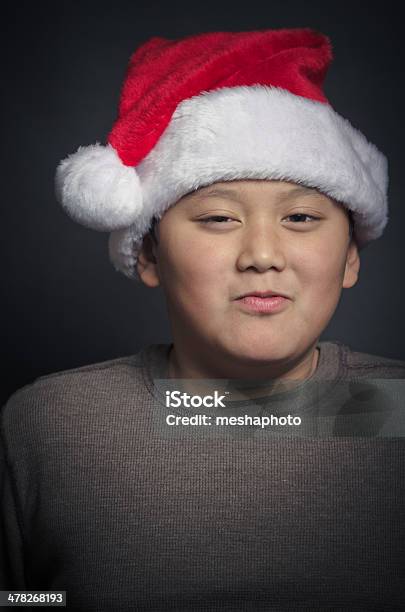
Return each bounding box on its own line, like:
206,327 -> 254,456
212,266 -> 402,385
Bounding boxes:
109,29 -> 332,167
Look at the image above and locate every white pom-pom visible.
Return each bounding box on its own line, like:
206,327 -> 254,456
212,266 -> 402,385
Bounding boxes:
55,143 -> 143,231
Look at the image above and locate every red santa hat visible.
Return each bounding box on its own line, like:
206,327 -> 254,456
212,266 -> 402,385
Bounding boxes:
55,28 -> 388,280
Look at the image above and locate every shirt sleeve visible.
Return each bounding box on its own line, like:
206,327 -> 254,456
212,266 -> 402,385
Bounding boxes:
0,408 -> 26,589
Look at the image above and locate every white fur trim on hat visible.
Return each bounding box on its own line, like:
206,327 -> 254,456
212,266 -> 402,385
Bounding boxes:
107,85 -> 388,280
55,143 -> 143,231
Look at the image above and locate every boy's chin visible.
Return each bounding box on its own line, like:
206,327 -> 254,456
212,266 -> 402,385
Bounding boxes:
219,338 -> 295,366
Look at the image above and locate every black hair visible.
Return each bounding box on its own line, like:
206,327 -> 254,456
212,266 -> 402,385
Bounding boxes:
347,209 -> 355,240
149,216 -> 159,245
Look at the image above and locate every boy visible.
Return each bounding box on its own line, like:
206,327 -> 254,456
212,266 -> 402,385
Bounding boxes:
1,28 -> 404,610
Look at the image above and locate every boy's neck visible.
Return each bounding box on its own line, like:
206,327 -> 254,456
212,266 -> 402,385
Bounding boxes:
167,342 -> 320,398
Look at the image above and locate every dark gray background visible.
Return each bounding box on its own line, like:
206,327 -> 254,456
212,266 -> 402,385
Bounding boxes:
2,0 -> 404,404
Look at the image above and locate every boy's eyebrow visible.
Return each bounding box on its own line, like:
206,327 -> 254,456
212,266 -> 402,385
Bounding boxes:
183,183 -> 324,204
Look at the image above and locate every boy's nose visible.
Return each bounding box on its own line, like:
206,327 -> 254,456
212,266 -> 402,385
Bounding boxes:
236,223 -> 287,273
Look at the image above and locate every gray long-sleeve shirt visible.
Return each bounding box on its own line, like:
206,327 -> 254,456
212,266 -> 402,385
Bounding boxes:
1,341 -> 405,611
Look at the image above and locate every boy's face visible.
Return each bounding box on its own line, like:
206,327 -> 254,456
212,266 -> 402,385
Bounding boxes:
137,180 -> 359,366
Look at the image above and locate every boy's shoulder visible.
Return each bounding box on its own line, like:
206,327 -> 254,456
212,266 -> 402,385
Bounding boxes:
5,352 -> 141,398
337,342 -> 405,379
1,348 -> 157,435
37,351 -> 145,382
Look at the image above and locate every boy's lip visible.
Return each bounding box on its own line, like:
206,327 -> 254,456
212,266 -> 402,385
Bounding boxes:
235,290 -> 291,300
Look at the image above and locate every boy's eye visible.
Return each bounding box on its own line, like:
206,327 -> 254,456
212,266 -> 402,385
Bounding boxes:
198,216 -> 235,224
284,213 -> 320,223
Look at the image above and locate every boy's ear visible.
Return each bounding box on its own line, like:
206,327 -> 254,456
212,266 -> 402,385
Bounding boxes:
342,239 -> 360,289
136,234 -> 161,288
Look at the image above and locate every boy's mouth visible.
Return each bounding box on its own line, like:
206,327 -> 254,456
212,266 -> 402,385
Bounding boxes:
235,292 -> 291,314
235,290 -> 290,300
